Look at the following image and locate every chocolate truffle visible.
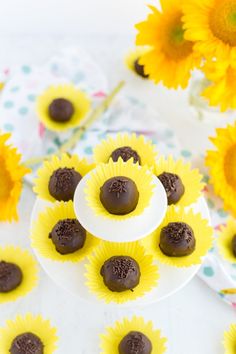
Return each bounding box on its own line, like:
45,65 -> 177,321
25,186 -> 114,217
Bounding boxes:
160,222 -> 196,257
49,218 -> 86,255
119,331 -> 152,354
232,235 -> 236,257
100,256 -> 140,292
48,167 -> 82,201
0,261 -> 23,293
158,172 -> 185,205
10,332 -> 44,354
134,59 -> 149,79
111,146 -> 141,164
48,98 -> 74,123
100,176 -> 139,215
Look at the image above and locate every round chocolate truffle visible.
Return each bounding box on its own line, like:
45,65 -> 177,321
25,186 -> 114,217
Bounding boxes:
119,331 -> 152,354
48,167 -> 82,202
111,146 -> 141,164
134,59 -> 149,79
232,235 -> 236,257
48,98 -> 74,123
158,172 -> 185,205
0,261 -> 23,293
49,218 -> 86,255
160,222 -> 196,257
100,256 -> 140,292
100,176 -> 139,215
10,332 -> 44,354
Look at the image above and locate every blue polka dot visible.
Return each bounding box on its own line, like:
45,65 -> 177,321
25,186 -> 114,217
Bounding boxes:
22,65 -> 31,74
3,123 -> 14,132
10,86 -> 20,93
232,264 -> 236,269
203,266 -> 214,277
231,274 -> 236,281
97,132 -> 107,140
4,101 -> 14,109
217,209 -> 228,218
46,147 -> 56,154
218,292 -> 225,298
73,71 -> 85,83
18,107 -> 28,115
165,129 -> 174,138
181,150 -> 192,158
84,146 -> 93,155
167,143 -> 175,149
51,63 -> 59,72
27,94 -> 36,102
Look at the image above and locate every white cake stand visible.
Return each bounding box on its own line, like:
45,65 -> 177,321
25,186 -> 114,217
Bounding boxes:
30,187 -> 210,307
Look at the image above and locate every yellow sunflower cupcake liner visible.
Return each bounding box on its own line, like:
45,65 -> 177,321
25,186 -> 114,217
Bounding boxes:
141,206 -> 213,268
85,158 -> 155,221
0,246 -> 38,304
93,132 -> 158,168
36,84 -> 91,132
31,200 -> 100,263
154,155 -> 204,207
125,47 -> 151,78
85,241 -> 159,304
100,316 -> 167,354
34,153 -> 95,202
0,313 -> 58,354
223,324 -> 236,354
217,218 -> 236,264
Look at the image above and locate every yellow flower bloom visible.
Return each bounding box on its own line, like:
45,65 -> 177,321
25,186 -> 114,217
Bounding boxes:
0,133 -> 30,222
223,324 -> 236,354
36,84 -> 91,132
217,218 -> 236,263
100,316 -> 167,354
206,124 -> 236,216
135,1 -> 200,89
0,313 -> 58,354
183,0 -> 236,63
202,60 -> 236,112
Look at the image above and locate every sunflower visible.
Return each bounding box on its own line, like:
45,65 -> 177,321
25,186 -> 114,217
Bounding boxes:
135,1 -> 200,89
0,133 -> 30,222
217,218 -> 236,263
36,84 -> 91,132
183,0 -> 236,63
100,316 -> 167,354
206,123 -> 236,217
202,59 -> 236,112
0,313 -> 58,354
223,324 -> 236,354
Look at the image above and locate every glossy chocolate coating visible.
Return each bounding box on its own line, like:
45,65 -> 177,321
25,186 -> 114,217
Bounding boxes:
48,167 -> 82,201
134,59 -> 149,79
159,222 -> 195,257
0,261 -> 23,293
111,146 -> 141,164
10,332 -> 44,354
232,235 -> 236,257
100,256 -> 140,292
100,176 -> 139,215
48,98 -> 74,122
119,331 -> 152,354
49,218 -> 86,255
158,172 -> 185,205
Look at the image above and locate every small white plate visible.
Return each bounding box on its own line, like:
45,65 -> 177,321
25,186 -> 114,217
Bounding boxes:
30,196 -> 210,307
73,172 -> 168,242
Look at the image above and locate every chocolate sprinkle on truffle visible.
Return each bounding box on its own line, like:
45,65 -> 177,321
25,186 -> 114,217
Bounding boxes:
160,222 -> 196,257
48,167 -> 82,201
134,59 -> 149,79
0,261 -> 23,293
158,172 -> 185,205
111,146 -> 141,164
10,332 -> 44,354
232,235 -> 236,257
100,256 -> 140,292
100,176 -> 139,215
48,98 -> 74,123
49,218 -> 86,255
119,331 -> 152,354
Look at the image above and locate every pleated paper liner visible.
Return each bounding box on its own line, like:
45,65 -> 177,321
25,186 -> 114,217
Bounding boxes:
141,206 -> 213,267
85,241 -> 159,304
31,201 -> 100,262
